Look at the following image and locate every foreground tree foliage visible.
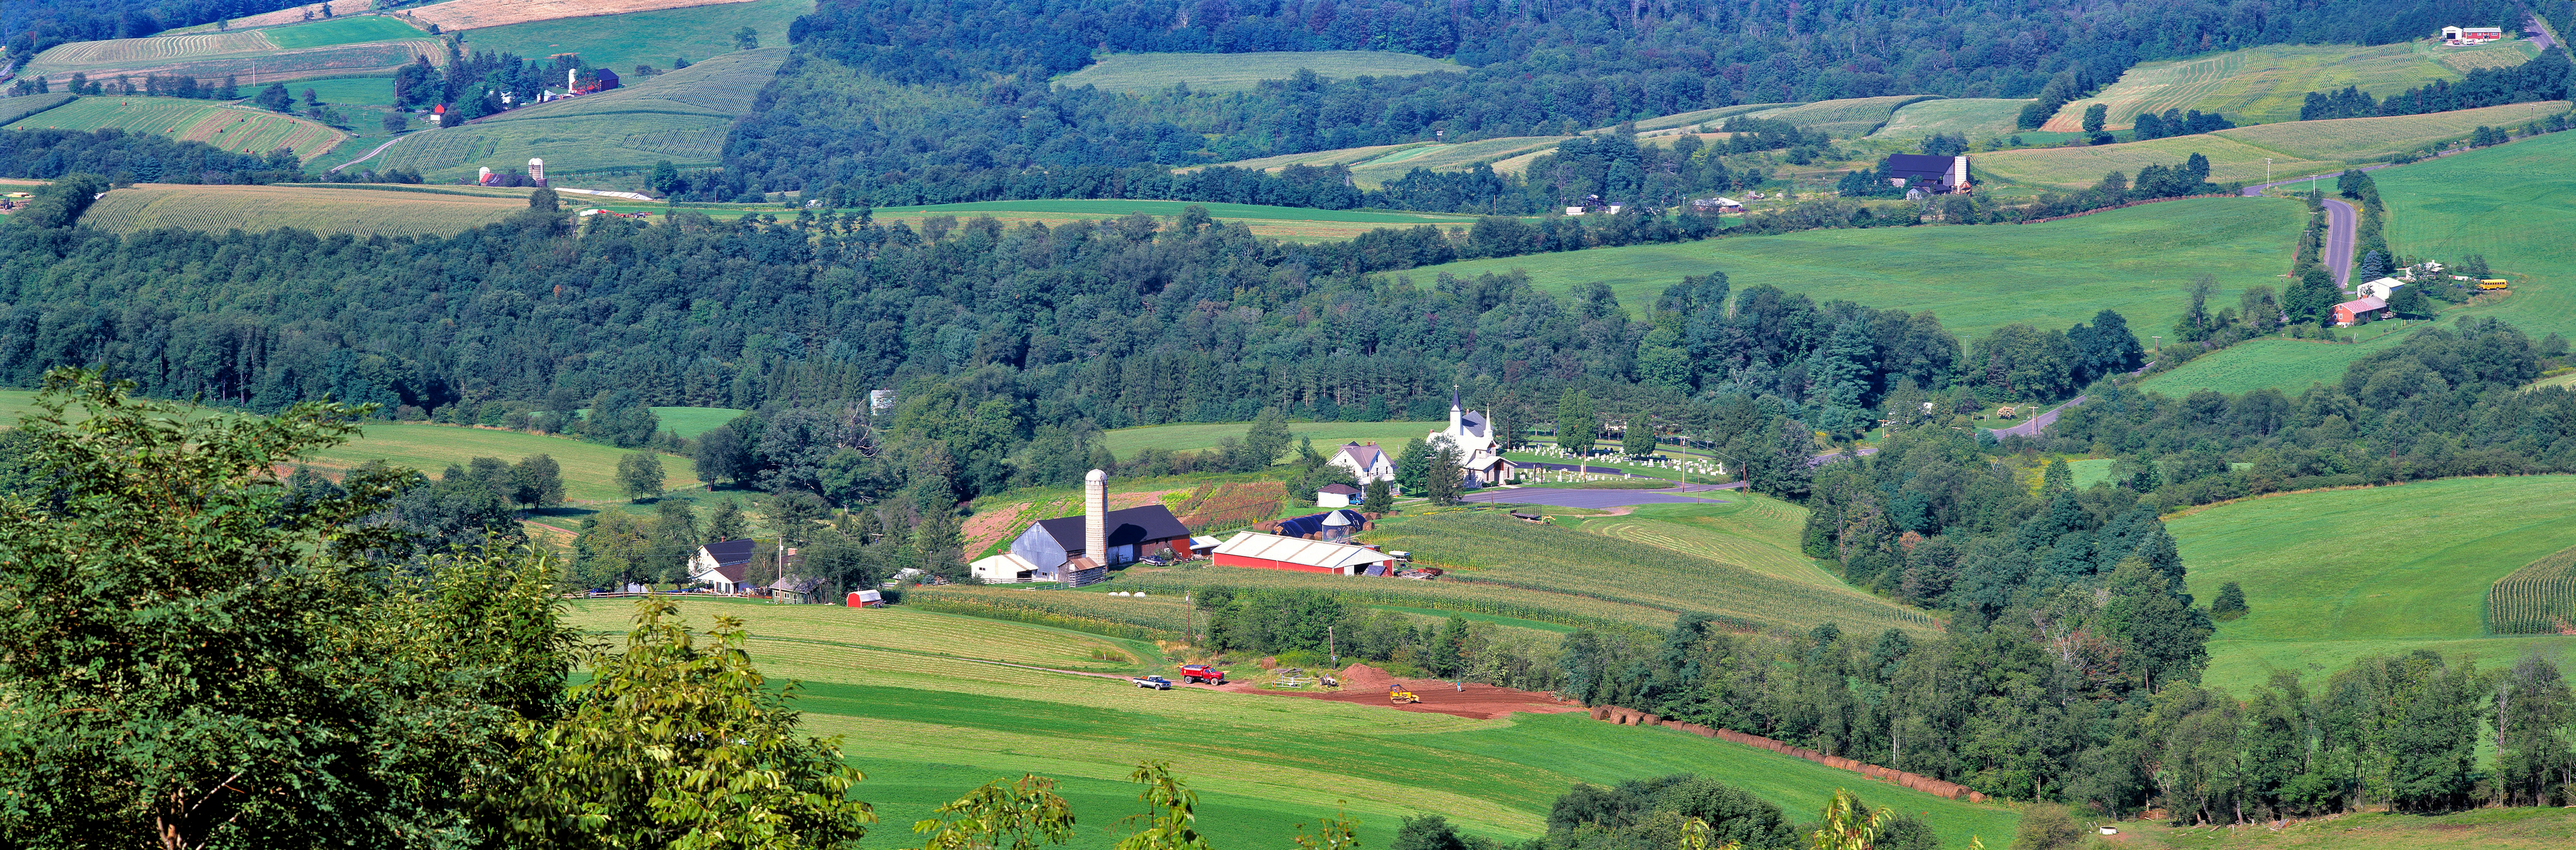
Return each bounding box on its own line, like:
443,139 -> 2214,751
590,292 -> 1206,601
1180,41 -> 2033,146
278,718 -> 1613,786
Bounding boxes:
0,372 -> 870,849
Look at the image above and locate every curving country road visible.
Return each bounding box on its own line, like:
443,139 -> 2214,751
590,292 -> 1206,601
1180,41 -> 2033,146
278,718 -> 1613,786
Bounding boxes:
2241,178 -> 2356,288
330,133 -> 412,174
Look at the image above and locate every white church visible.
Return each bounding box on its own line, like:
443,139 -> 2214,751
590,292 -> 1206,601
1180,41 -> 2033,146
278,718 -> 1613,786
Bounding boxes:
1429,389 -> 1516,487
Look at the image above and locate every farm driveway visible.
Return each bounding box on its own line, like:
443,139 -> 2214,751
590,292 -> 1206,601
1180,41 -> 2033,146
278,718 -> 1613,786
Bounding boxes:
1987,394 -> 2089,440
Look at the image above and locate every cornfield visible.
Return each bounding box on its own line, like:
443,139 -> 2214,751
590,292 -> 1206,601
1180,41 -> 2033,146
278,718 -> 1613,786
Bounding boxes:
2484,544 -> 2576,635
1178,481 -> 1285,534
908,587 -> 1187,641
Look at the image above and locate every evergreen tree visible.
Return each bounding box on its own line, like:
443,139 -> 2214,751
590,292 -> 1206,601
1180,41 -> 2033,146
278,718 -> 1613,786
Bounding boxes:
708,498 -> 750,542
2285,266 -> 2340,326
1363,478 -> 1393,514
1621,416 -> 1656,457
1392,437 -> 1431,495
1811,320 -> 1876,432
1554,390 -> 1598,458
1424,438 -> 1465,504
2211,581 -> 2248,620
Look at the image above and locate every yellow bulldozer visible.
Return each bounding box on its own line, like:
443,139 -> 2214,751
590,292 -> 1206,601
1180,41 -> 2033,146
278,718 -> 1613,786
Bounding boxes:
1389,687 -> 1420,704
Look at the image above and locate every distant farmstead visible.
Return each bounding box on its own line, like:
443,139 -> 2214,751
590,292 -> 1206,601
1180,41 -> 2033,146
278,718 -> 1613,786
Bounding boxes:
2333,296 -> 2390,326
1883,154 -> 1971,194
970,469 -> 1193,585
2440,26 -> 2505,43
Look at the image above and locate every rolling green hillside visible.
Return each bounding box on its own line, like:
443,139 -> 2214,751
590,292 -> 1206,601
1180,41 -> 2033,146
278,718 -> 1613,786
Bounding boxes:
1975,101 -> 2569,189
1408,197 -> 2304,340
1055,50 -> 1455,94
20,29 -> 438,85
373,47 -> 787,181
559,598 -> 2018,849
260,15 -> 427,49
1868,98 -> 2034,140
457,0 -> 812,78
6,97 -> 345,161
2041,40 -> 2540,130
2146,125 -> 2576,394
79,183 -> 527,238
1741,96 -> 1940,137
2172,476 -> 2576,692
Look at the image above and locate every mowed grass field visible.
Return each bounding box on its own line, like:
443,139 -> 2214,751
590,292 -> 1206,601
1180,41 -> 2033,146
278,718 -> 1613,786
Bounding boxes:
1348,137 -> 1571,187
375,47 -> 786,181
458,0 -> 811,79
861,200 -> 1485,242
2374,125 -> 2576,343
558,598 -> 2018,849
0,93 -> 76,125
2171,476 -> 2576,692
1574,497 -> 1849,588
0,389 -> 696,503
1978,101 -> 2569,189
2141,328 -> 2420,396
1058,50 -> 1455,95
1101,420 -> 1439,459
260,15 -> 427,49
648,406 -> 742,439
2040,40 -> 2540,130
80,184 -> 525,238
1743,95 -> 1939,137
293,76 -> 398,107
1868,98 -> 2033,140
6,97 -> 345,160
22,31 -> 440,85
1409,197 -> 2304,340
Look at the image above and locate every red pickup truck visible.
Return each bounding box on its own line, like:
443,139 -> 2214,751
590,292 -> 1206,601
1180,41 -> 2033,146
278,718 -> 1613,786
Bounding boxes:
1180,664 -> 1227,685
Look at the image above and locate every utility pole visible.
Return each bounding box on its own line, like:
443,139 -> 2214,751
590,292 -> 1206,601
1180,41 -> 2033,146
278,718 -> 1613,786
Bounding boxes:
2264,158 -> 2271,187
1328,625 -> 1337,666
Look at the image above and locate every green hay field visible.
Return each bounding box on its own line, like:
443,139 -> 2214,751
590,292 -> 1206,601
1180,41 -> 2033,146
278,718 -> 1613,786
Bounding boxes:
1742,95 -> 1940,137
1055,50 -> 1455,95
1868,98 -> 2034,140
1101,420 -> 1439,459
7,97 -> 345,160
261,15 -> 427,49
2140,332 -> 2419,396
292,76 -> 398,106
648,406 -> 742,439
862,199 -> 1484,242
22,31 -> 439,85
1407,197 -> 2304,340
80,183 -> 524,238
458,0 -> 811,80
2040,41 -> 2540,130
1976,101 -> 2569,189
1347,137 -> 1572,188
1573,497 -> 1847,587
559,598 -> 2017,849
0,93 -> 76,125
2171,476 -> 2576,692
373,47 -> 786,181
1626,103 -> 1794,133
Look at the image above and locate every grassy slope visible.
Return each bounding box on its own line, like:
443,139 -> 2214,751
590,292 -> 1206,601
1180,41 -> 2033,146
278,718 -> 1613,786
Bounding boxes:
561,599 -> 2017,849
79,183 -> 524,239
1347,137 -> 1571,188
23,33 -> 438,84
2145,126 -> 2576,393
1101,420 -> 1439,459
1743,96 -> 1936,137
1868,98 -> 2033,140
374,47 -> 786,181
0,93 -> 77,124
859,199 -> 1485,242
649,406 -> 742,439
1976,101 -> 2569,189
0,389 -> 696,502
1055,50 -> 1455,95
2171,476 -> 2576,692
2041,40 -> 2540,130
261,15 -> 427,49
1407,197 -> 2304,339
1574,497 -> 1849,587
6,97 -> 344,160
293,76 -> 398,106
457,0 -> 811,78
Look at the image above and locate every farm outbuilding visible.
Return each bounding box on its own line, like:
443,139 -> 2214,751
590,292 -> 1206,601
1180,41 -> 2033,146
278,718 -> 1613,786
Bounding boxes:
1884,153 -> 1970,193
1316,482 -> 1360,507
1271,508 -> 1368,542
1210,531 -> 1400,575
2333,296 -> 2389,326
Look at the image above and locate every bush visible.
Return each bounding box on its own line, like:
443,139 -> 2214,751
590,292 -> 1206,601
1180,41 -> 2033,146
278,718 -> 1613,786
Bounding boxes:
2012,803 -> 2086,850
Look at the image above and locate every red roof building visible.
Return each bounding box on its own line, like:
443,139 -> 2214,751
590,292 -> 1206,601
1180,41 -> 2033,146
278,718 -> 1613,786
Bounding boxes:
2333,296 -> 2388,327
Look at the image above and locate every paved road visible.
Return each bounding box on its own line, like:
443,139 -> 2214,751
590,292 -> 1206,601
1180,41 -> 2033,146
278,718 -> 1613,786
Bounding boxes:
2241,179 -> 2357,288
1986,395 -> 2088,440
2529,13 -> 2557,51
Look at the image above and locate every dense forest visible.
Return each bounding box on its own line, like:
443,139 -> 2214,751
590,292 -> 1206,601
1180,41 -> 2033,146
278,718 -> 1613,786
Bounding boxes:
708,0 -> 2514,206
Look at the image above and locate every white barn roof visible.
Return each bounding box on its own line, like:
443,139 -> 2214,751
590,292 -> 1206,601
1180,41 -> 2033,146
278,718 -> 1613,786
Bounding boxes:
1213,531 -> 1398,571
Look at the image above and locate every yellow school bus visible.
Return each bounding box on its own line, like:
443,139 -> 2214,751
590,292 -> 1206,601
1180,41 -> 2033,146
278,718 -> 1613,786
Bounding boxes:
2478,279 -> 2509,290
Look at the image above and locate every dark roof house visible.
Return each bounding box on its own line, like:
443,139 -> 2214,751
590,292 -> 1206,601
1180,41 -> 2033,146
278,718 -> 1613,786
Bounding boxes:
1884,154 -> 1970,192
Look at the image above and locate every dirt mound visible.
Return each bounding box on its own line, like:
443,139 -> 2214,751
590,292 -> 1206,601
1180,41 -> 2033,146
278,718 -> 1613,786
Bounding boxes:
1291,682 -> 1583,720
1335,664 -> 1398,690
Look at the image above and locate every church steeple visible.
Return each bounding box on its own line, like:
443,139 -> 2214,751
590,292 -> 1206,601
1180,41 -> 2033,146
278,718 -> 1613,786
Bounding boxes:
1449,385 -> 1462,432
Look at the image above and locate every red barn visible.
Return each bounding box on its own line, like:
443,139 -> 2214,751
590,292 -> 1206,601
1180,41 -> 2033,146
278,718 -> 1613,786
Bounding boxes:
2333,296 -> 2387,327
1209,531 -> 1398,575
